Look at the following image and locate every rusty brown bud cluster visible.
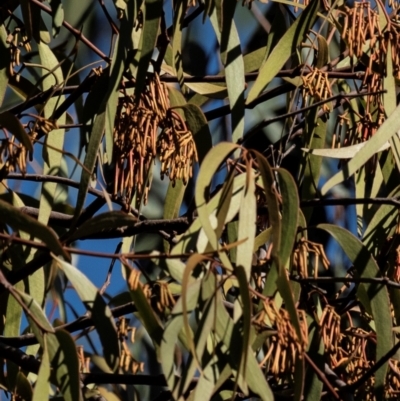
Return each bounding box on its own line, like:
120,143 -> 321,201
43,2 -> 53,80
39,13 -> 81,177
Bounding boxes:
112,73 -> 197,208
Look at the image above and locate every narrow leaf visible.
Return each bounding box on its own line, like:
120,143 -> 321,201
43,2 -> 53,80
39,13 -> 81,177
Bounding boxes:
321,103 -> 400,195
0,199 -> 69,261
54,257 -> 120,372
246,0 -> 319,104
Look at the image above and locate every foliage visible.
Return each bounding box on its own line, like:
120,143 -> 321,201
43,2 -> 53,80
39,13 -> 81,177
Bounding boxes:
2,0 -> 400,400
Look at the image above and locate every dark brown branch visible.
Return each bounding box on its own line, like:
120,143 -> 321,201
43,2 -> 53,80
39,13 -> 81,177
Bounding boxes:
18,205 -> 189,235
301,197 -> 400,208
82,373 -> 168,386
28,0 -> 110,62
239,89 -> 387,144
304,353 -> 340,400
290,275 -> 400,290
0,301 -> 138,348
0,341 -> 40,373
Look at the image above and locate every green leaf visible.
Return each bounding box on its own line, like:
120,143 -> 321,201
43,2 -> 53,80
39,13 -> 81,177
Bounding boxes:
0,199 -> 69,261
195,142 -> 239,250
51,330 -> 82,401
20,0 -> 41,43
32,334 -> 50,401
38,42 -> 66,226
181,104 -> 213,165
185,81 -> 227,98
315,34 -> 329,69
302,137 -> 395,158
243,46 -> 267,73
0,25 -> 9,107
246,0 -> 320,105
4,281 -> 24,390
68,211 -> 137,241
362,185 -> 400,255
210,2 -> 245,145
318,224 -> 393,397
301,111 -> 327,223
105,8 -> 135,164
236,168 -> 256,280
173,172 -> 247,255
171,0 -> 187,90
54,256 -> 120,372
122,263 -> 163,351
0,111 -> 33,154
175,279 -> 219,399
15,371 -> 33,401
48,0 -> 64,37
321,103 -> 400,195
214,293 -> 274,400
161,280 -> 201,393
274,168 -> 304,346
73,101 -> 106,223
134,0 -> 162,99
303,321 -> 324,400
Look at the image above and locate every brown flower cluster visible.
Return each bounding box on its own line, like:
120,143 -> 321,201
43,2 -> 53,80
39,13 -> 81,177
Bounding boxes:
117,317 -> 144,374
6,26 -> 31,79
317,304 -> 400,400
255,300 -> 308,380
301,68 -> 333,111
113,74 -> 197,208
292,238 -> 330,278
0,133 -> 32,177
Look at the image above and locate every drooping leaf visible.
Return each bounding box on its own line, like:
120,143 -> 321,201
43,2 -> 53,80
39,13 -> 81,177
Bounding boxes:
0,24 -> 8,108
236,167 -> 256,280
246,0 -> 320,104
194,142 -> 239,251
181,104 -> 213,165
38,42 -> 66,226
362,185 -> 400,255
122,263 -> 163,351
48,0 -> 64,37
105,6 -> 135,164
210,2 -> 245,145
20,0 -> 41,43
32,334 -> 50,401
134,0 -> 162,99
321,104 -> 400,195
54,256 -> 120,372
0,111 -> 33,155
73,100 -> 106,223
213,293 -> 274,400
315,34 -> 329,69
15,371 -> 33,401
171,0 -> 187,90
0,199 -> 69,261
161,280 -> 201,393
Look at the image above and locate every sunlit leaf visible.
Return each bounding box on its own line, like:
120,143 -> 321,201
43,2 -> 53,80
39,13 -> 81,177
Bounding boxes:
321,104 -> 400,195
134,0 -> 162,99
32,335 -> 50,401
246,0 -> 319,104
38,42 -> 66,227
195,142 -> 239,251
0,25 -> 9,107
